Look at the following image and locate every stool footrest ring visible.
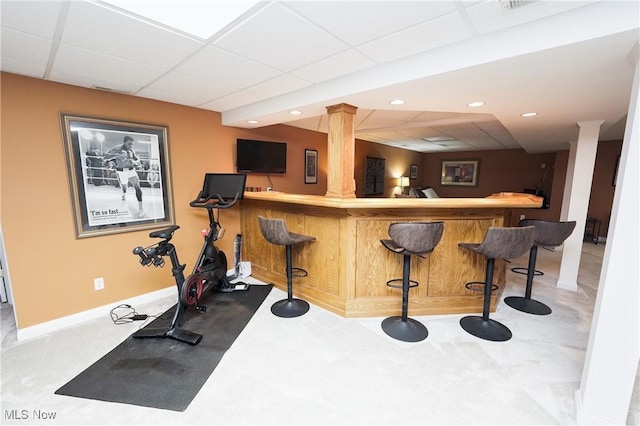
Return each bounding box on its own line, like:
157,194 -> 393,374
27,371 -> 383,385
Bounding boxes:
291,267 -> 308,278
511,266 -> 543,277
386,278 -> 419,289
465,281 -> 498,292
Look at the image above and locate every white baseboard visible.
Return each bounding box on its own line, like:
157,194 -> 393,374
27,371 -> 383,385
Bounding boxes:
574,388 -> 617,424
16,286 -> 174,342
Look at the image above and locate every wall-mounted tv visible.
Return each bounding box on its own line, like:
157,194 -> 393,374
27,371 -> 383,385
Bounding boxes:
236,139 -> 287,174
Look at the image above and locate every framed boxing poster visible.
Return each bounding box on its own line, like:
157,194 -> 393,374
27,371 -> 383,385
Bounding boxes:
59,113 -> 175,238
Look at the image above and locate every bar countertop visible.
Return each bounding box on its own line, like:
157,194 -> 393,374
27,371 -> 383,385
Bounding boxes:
239,190 -> 543,317
242,191 -> 543,209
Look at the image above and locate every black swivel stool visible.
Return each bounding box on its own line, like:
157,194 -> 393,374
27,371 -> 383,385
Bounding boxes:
380,221 -> 444,342
458,226 -> 535,342
504,219 -> 576,315
258,216 -> 315,318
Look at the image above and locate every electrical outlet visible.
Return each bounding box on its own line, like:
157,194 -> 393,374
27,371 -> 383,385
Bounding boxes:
94,277 -> 104,291
520,214 -> 526,221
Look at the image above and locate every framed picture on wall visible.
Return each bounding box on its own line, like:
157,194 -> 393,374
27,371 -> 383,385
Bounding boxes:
410,164 -> 418,180
364,156 -> 385,196
304,149 -> 318,184
440,159 -> 480,187
60,113 -> 175,238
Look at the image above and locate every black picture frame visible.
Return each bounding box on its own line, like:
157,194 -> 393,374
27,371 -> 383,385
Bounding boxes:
410,164 -> 418,180
364,156 -> 385,196
60,113 -> 175,238
304,149 -> 318,184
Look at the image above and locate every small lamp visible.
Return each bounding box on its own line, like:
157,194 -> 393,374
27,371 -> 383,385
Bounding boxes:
398,176 -> 410,193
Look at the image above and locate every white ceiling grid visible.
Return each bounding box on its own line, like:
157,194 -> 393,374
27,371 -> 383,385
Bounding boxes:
1,0 -> 638,153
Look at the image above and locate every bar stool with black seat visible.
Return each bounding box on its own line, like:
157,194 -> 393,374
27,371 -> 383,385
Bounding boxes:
504,219 -> 576,315
380,221 -> 444,342
258,216 -> 316,318
458,226 -> 535,342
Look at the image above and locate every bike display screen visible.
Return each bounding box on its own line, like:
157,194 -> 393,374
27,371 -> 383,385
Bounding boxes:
200,173 -> 247,201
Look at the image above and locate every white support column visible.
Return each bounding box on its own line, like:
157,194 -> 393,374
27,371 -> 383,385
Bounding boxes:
575,44 -> 640,425
559,141 -> 578,222
556,120 -> 603,290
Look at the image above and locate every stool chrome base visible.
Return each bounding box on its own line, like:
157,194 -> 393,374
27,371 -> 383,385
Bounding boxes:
381,316 -> 428,342
271,298 -> 309,318
504,296 -> 552,315
460,316 -> 512,342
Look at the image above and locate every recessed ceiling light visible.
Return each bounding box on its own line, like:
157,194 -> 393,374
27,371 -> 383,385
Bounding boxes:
289,110 -> 302,115
521,112 -> 537,117
389,99 -> 405,105
247,120 -> 259,124
468,101 -> 485,107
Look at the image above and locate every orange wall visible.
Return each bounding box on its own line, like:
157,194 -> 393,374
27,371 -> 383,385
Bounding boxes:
1,72 -> 620,329
0,73 -> 326,328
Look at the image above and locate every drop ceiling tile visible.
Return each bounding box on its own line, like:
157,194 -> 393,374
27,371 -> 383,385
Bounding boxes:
0,57 -> 46,79
290,49 -> 374,83
411,111 -> 467,122
0,28 -> 52,68
139,72 -> 236,106
247,73 -> 311,98
101,0 -> 261,40
174,45 -> 280,89
0,0 -> 61,38
62,2 -> 202,68
287,1 -> 458,46
51,44 -> 166,87
397,127 -> 444,139
434,123 -> 485,138
200,89 -> 264,112
49,70 -> 142,94
357,109 -> 427,130
286,115 -> 326,133
215,2 -> 347,71
464,1 -> 592,35
357,11 -> 472,63
464,137 -> 505,149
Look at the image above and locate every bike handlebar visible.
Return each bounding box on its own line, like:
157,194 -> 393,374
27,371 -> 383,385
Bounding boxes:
189,191 -> 241,210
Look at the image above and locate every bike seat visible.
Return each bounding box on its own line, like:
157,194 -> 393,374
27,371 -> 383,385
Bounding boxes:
149,225 -> 180,240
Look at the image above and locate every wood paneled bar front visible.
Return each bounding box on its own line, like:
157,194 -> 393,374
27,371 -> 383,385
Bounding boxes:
240,191 -> 542,318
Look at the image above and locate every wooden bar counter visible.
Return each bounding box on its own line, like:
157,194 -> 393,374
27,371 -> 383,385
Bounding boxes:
240,191 -> 542,318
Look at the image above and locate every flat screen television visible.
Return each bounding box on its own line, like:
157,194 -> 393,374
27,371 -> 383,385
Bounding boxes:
236,139 -> 287,173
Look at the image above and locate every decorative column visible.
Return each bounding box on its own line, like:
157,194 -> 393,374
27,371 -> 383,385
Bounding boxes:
325,103 -> 357,198
557,120 -> 603,291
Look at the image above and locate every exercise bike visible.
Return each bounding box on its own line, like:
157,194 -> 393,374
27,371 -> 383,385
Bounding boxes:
131,173 -> 247,345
